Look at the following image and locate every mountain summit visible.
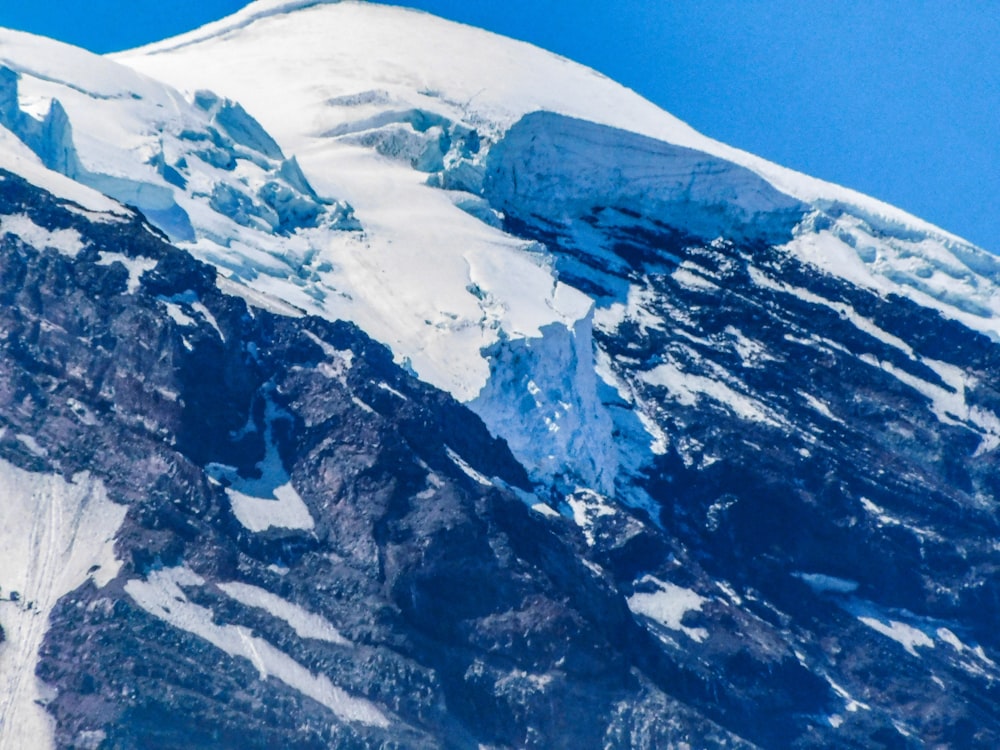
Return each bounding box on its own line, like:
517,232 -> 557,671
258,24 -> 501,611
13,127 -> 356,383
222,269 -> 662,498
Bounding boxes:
0,2 -> 998,748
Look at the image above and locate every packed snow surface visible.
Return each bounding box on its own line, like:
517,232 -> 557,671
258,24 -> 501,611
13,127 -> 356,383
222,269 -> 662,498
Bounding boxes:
857,616 -> 934,658
95,252 -> 158,293
0,213 -> 84,257
217,581 -> 350,645
0,460 -> 127,750
212,398 -> 317,533
227,482 -> 314,533
112,0 -> 1000,490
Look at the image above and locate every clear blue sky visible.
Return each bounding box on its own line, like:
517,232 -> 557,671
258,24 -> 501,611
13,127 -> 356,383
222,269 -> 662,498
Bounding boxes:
3,1 -> 998,252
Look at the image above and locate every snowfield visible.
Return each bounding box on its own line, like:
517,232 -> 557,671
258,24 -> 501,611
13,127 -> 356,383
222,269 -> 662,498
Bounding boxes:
0,461 -> 126,750
0,0 -> 993,497
111,0 -> 1000,489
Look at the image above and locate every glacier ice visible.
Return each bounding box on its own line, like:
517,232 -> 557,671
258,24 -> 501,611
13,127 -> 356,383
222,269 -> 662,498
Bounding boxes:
0,36 -> 360,303
21,0 -> 1000,533
484,111 -> 809,255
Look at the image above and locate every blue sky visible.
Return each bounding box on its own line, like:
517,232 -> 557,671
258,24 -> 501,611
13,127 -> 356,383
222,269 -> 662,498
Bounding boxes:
3,1 -> 998,252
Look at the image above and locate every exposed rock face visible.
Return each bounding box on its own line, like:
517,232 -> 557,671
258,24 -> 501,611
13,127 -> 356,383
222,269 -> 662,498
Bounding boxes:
0,171 -> 755,749
481,112 -> 1000,748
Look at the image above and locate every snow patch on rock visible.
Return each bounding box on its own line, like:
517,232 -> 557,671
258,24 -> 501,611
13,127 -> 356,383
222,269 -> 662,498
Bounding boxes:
125,567 -> 387,727
210,398 -> 315,533
627,575 -> 709,643
217,581 -> 350,645
0,213 -> 84,256
95,251 -> 157,293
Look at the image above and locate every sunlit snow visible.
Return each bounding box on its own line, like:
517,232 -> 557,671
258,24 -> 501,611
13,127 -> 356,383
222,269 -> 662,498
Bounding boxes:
0,461 -> 127,750
210,398 -> 315,533
217,581 -> 350,645
0,213 -> 84,257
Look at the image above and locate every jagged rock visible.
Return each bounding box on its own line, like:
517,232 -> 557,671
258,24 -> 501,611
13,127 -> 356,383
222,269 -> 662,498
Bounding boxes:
0,171 -> 767,749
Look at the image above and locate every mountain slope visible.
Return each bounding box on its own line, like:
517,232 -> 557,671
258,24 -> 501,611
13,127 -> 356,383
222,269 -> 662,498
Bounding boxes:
117,6 -> 1000,746
0,169 -> 762,749
0,2 -> 998,748
115,0 -> 1000,494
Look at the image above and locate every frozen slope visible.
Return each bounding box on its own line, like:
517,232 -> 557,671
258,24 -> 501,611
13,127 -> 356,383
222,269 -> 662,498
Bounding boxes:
0,7 -> 998,746
110,0 -> 1000,505
0,18 -> 604,493
0,462 -> 126,750
118,1 -> 989,261
0,26 -> 357,308
114,0 -> 1000,499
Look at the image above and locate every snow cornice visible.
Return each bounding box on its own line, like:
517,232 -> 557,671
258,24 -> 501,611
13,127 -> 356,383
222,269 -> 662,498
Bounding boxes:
121,0 -> 346,56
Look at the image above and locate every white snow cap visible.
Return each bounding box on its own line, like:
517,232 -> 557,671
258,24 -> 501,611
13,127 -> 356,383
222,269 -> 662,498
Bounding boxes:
112,0 -> 1000,490
121,0 -> 970,245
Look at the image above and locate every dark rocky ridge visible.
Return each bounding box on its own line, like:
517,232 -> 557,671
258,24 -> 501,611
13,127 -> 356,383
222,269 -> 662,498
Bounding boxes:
482,112 -> 1000,748
0,170 -> 761,749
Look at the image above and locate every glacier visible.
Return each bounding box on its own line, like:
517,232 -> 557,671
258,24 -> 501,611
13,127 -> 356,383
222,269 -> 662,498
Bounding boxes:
113,0 -> 1000,503
0,27 -> 356,288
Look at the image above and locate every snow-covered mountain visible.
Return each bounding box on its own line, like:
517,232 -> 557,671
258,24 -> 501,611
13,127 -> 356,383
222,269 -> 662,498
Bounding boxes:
1,2 -> 1000,748
115,0 -> 1000,492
